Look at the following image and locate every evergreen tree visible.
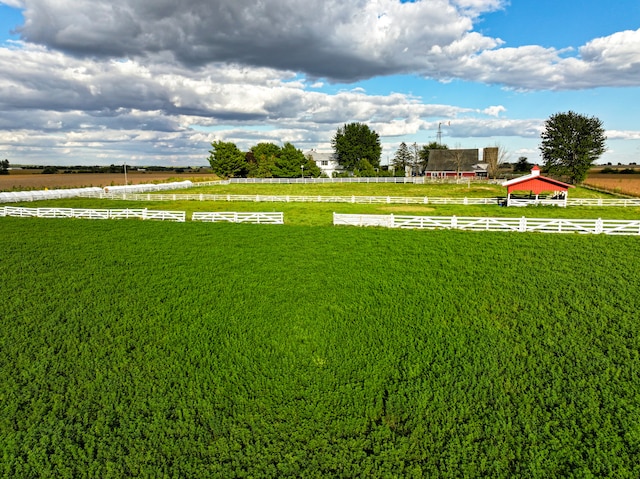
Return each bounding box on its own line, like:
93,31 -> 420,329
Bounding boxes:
331,123 -> 382,171
208,141 -> 247,178
392,142 -> 412,176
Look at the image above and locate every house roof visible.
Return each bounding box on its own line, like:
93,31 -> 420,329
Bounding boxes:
304,150 -> 336,162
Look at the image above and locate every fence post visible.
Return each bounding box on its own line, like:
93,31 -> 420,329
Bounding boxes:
595,218 -> 603,234
451,216 -> 457,229
464,197 -> 468,205
519,216 -> 526,232
390,214 -> 394,228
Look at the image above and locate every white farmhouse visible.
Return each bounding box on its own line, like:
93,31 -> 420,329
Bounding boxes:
304,149 -> 345,178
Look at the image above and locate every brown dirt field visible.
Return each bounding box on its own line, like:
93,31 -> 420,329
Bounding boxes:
0,171 -> 218,191
583,174 -> 640,197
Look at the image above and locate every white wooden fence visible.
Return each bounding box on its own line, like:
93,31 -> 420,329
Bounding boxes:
333,213 -> 640,235
225,177 -> 496,185
0,206 -> 186,222
99,193 -> 504,205
93,192 -> 640,208
192,212 -> 284,224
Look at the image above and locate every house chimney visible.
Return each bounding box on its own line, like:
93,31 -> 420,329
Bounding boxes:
531,165 -> 541,176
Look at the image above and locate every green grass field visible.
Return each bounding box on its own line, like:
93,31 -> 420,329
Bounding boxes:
8,181 -> 639,227
180,180 -> 614,199
2,216 -> 640,478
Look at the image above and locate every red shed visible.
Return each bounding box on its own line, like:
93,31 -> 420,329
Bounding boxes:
501,166 -> 574,207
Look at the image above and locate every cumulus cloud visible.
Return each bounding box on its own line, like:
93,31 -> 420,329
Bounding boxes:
446,29 -> 640,90
11,0 -> 505,82
8,0 -> 640,90
3,0 -> 640,165
607,130 -> 640,141
1,40 -> 517,165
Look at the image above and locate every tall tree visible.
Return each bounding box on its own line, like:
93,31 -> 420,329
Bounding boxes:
409,142 -> 421,175
487,144 -> 509,178
0,159 -> 8,175
514,156 -> 533,173
392,142 -> 412,176
208,141 -> 247,178
331,123 -> 382,171
274,142 -> 321,178
540,111 -> 606,184
451,144 -> 465,176
249,143 -> 280,177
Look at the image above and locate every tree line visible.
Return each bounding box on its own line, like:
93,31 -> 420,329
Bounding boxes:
208,123 -> 448,179
209,112 -> 608,183
208,141 -> 323,179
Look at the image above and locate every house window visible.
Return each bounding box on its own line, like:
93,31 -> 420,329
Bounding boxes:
321,161 -> 328,166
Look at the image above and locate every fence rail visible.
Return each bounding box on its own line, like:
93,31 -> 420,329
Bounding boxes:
192,212 -> 284,224
93,192 -> 640,208
100,193 -> 504,205
0,207 -> 186,222
333,213 -> 640,235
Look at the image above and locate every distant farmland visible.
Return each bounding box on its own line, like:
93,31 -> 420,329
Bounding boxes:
0,171 -> 217,191
584,173 -> 640,197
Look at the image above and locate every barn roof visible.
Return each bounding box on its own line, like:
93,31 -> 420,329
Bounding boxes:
426,149 -> 481,172
502,166 -> 574,193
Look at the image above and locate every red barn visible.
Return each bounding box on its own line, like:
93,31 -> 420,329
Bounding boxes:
502,166 -> 574,207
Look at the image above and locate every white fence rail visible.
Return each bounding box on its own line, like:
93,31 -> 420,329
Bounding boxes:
100,193 -> 504,205
94,192 -> 640,208
192,212 -> 284,224
0,207 -> 185,222
333,213 -> 640,235
226,177 -> 490,185
566,198 -> 640,207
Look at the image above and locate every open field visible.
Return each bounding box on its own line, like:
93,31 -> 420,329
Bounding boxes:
0,171 -> 218,191
14,194 -> 640,227
179,181 -> 614,199
584,173 -> 640,197
1,218 -> 639,477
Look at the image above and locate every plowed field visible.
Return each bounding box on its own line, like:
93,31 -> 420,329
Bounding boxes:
0,171 -> 217,191
584,174 -> 640,196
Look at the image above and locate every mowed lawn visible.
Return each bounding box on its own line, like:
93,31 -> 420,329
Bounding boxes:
1,217 -> 640,478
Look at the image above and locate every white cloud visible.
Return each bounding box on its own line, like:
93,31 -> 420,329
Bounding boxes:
482,105 -> 506,117
0,0 -> 25,7
2,1 -> 640,165
607,130 -> 640,141
8,1 -> 640,89
13,0 -> 505,82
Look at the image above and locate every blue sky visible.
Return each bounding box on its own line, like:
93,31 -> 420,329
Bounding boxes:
1,0 -> 639,166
